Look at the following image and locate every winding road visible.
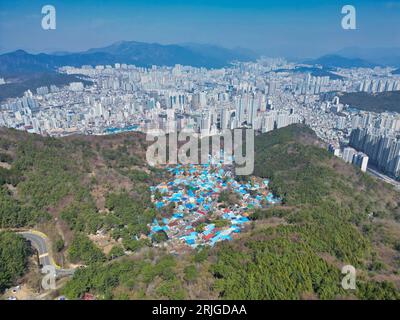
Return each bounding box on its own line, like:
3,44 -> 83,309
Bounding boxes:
18,231 -> 76,277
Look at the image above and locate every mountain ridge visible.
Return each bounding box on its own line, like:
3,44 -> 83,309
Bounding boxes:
335,47 -> 400,67
304,54 -> 378,69
0,41 -> 257,77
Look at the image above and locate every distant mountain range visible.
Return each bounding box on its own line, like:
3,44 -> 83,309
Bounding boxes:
0,41 -> 257,77
3,42 -> 399,78
0,72 -> 92,103
304,54 -> 378,69
0,50 -> 116,76
2,41 -> 399,103
304,47 -> 400,69
335,47 -> 400,67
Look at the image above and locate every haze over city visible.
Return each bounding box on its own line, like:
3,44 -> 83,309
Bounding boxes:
1,0 -> 400,58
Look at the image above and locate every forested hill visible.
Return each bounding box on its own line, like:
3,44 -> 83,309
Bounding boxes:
338,91 -> 400,113
1,125 -> 400,299
213,124 -> 400,299
0,127 -> 167,294
0,127 -> 166,241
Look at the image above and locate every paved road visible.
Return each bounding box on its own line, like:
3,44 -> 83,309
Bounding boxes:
367,167 -> 400,191
19,232 -> 51,267
18,231 -> 75,276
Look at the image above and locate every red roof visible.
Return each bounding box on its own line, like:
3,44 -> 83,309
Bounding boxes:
82,293 -> 95,300
203,233 -> 215,241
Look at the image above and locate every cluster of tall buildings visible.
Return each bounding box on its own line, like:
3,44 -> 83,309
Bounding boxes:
350,128 -> 400,178
324,99 -> 400,178
328,144 -> 369,173
0,61 -> 306,136
358,79 -> 400,93
293,74 -> 345,95
350,112 -> 400,132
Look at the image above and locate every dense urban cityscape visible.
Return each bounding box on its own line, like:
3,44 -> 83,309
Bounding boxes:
1,59 -> 400,182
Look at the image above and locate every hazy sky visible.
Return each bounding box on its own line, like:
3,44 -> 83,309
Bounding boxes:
0,0 -> 399,58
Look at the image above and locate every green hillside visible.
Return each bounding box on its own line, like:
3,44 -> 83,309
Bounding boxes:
0,231 -> 31,292
339,91 -> 400,113
212,125 -> 400,299
1,125 -> 399,299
